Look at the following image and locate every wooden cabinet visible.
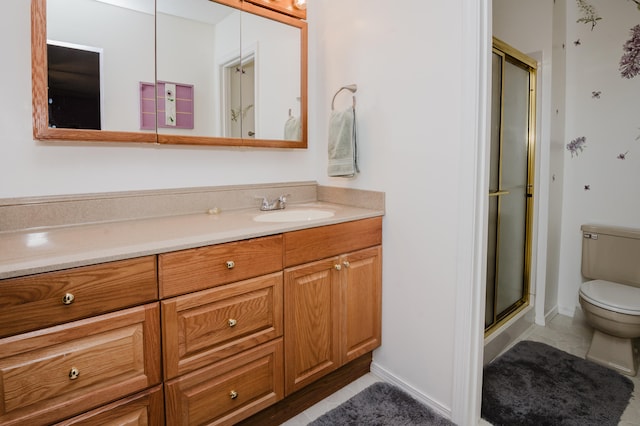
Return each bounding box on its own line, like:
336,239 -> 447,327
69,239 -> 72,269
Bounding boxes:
0,257 -> 161,425
54,385 -> 165,426
1,215 -> 381,425
283,218 -> 382,394
160,237 -> 284,425
0,303 -> 161,426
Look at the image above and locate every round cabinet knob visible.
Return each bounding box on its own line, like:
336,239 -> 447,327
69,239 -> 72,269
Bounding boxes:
62,293 -> 75,305
334,264 -> 342,271
226,260 -> 235,269
69,367 -> 80,380
343,261 -> 350,268
229,390 -> 239,400
228,318 -> 238,327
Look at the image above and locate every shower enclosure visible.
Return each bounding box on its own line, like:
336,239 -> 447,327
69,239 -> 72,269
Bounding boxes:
485,38 -> 537,334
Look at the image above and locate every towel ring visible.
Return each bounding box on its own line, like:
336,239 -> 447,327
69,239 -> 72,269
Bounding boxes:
331,84 -> 357,110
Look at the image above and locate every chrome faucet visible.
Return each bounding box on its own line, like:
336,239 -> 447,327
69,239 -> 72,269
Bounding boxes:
258,194 -> 289,211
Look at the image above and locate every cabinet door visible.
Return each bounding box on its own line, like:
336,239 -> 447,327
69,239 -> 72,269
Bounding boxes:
284,257 -> 341,395
342,246 -> 382,363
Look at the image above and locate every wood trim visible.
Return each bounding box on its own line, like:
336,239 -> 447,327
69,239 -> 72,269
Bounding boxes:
244,0 -> 307,20
237,352 -> 372,426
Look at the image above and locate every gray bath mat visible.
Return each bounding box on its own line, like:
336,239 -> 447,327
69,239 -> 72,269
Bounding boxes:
482,340 -> 634,426
308,381 -> 454,425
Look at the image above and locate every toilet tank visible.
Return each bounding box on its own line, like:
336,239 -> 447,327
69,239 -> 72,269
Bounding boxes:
582,224 -> 640,287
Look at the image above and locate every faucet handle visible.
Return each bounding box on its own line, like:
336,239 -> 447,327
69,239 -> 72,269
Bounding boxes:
255,195 -> 270,209
279,194 -> 290,202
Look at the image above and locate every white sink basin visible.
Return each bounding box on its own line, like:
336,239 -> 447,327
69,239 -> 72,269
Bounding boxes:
253,209 -> 335,223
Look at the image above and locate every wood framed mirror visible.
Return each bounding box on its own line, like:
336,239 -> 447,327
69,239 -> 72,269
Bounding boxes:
31,0 -> 307,148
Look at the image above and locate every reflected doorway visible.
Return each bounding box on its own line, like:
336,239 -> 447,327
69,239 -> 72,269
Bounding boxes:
485,38 -> 537,335
223,55 -> 255,139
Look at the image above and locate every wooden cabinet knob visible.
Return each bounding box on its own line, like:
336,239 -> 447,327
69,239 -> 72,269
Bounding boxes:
334,264 -> 342,271
228,318 -> 238,327
229,390 -> 238,399
62,293 -> 75,305
343,261 -> 350,268
226,260 -> 235,269
69,367 -> 80,380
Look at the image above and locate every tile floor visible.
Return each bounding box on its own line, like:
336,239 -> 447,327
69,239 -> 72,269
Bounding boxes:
282,313 -> 640,425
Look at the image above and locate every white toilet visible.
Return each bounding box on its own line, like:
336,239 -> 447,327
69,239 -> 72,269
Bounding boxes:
579,224 -> 640,376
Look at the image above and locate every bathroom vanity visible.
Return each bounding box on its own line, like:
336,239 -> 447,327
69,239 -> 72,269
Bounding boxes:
0,183 -> 383,425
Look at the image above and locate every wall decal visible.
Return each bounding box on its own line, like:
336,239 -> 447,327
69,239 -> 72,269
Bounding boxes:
617,151 -> 629,160
620,25 -> 640,79
567,136 -> 587,157
584,185 -> 591,190
629,0 -> 640,11
574,39 -> 582,46
591,90 -> 602,98
576,0 -> 602,30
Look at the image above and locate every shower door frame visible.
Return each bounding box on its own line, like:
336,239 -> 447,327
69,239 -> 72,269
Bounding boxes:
485,37 -> 537,336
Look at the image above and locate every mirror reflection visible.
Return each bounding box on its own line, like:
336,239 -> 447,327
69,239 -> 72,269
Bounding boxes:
156,0 -> 303,142
46,0 -> 155,133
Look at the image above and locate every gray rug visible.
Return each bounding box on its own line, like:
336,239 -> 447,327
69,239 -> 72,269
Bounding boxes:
482,340 -> 634,426
308,382 -> 454,425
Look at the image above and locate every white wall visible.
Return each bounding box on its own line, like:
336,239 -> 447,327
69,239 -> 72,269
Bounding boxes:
2,0 -> 486,422
311,0 -> 480,417
558,0 -> 640,315
0,1 -> 316,198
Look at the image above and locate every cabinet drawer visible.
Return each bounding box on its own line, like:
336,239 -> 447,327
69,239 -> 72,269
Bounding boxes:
159,235 -> 283,298
0,256 -> 158,338
165,339 -> 284,426
0,303 -> 161,426
54,384 -> 164,426
162,272 -> 283,379
284,217 -> 382,267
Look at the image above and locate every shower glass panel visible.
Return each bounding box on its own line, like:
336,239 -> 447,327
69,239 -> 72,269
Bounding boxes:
485,39 -> 536,333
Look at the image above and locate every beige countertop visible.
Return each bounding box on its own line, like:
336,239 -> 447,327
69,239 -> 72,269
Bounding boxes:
0,202 -> 383,280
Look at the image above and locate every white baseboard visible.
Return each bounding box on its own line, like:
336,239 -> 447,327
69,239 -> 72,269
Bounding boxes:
369,361 -> 452,421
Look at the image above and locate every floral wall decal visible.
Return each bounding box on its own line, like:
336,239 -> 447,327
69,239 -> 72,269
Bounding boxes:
629,0 -> 640,11
567,136 -> 587,157
620,25 -> 640,79
591,90 -> 602,98
617,151 -> 629,160
576,0 -> 602,30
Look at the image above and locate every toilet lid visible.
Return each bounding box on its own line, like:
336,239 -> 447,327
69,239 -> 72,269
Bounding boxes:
579,280 -> 640,315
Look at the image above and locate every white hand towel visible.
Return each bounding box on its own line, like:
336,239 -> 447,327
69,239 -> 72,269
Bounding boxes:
328,106 -> 358,177
284,116 -> 301,140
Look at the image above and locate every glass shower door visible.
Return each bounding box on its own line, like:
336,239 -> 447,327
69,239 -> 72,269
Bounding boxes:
485,40 -> 536,333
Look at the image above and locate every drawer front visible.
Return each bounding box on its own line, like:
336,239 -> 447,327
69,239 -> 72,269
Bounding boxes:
162,273 -> 283,379
159,235 -> 283,298
0,256 -> 158,338
0,303 -> 161,426
284,217 -> 382,267
54,384 -> 164,426
165,339 -> 283,426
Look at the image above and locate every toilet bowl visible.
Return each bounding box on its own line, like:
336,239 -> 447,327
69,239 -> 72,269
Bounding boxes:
579,280 -> 640,375
579,224 -> 640,376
